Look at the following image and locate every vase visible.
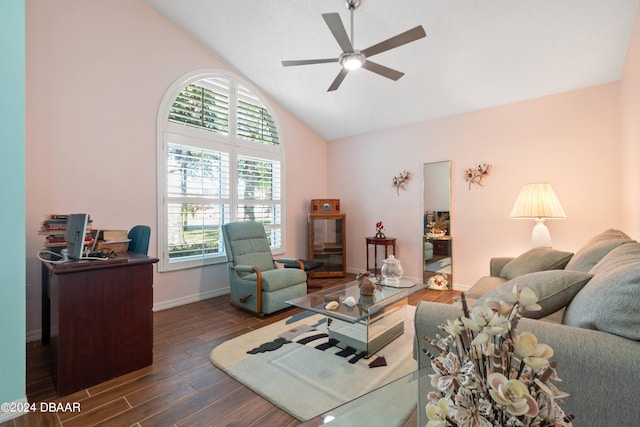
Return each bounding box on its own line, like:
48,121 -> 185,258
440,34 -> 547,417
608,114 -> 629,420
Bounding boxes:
375,231 -> 385,239
381,255 -> 403,286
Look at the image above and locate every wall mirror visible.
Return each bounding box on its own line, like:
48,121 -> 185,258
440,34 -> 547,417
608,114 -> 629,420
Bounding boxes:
423,161 -> 452,288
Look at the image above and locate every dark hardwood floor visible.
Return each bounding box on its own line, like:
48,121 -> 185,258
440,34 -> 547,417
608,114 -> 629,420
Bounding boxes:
3,274 -> 459,427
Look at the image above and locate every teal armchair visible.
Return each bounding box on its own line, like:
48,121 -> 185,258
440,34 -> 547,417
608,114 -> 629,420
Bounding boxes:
222,221 -> 307,315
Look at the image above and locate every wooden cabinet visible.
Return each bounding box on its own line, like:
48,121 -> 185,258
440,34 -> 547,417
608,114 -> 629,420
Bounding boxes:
430,238 -> 452,256
308,213 -> 346,278
41,254 -> 158,396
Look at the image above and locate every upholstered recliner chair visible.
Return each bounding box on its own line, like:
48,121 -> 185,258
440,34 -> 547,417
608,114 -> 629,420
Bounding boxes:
222,221 -> 308,315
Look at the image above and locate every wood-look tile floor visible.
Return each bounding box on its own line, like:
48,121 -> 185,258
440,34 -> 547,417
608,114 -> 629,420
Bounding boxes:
3,275 -> 459,427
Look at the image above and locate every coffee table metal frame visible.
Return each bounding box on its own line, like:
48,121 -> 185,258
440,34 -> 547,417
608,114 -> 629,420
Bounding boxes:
285,280 -> 420,356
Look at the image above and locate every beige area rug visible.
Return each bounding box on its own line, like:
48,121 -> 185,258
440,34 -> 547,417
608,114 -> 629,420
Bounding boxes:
210,306 -> 418,422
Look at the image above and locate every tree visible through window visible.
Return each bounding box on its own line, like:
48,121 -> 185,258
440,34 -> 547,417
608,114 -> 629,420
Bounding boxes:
157,73 -> 284,272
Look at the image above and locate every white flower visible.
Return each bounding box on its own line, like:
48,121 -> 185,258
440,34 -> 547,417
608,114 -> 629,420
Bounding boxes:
488,373 -> 539,417
468,305 -> 494,328
442,353 -> 460,373
426,398 -> 451,427
499,284 -> 542,312
462,305 -> 510,346
483,297 -> 512,316
513,332 -> 554,368
431,354 -> 464,396
443,318 -> 464,337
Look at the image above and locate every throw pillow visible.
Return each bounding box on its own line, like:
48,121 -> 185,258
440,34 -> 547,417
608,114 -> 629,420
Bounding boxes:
564,229 -> 634,273
563,243 -> 640,340
499,247 -> 574,280
476,270 -> 593,319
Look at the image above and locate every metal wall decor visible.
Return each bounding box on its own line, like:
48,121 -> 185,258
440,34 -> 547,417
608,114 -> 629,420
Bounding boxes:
464,163 -> 491,189
392,170 -> 410,194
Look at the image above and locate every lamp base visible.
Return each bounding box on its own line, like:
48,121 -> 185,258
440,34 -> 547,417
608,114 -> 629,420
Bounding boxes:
531,219 -> 552,248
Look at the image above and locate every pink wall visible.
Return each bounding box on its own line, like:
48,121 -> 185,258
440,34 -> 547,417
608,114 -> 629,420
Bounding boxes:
620,4 -> 640,238
25,0 -> 328,336
328,83 -> 624,287
24,0 -> 639,337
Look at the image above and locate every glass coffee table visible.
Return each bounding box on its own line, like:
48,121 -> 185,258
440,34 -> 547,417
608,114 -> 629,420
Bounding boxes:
298,366 -> 432,427
286,279 -> 421,357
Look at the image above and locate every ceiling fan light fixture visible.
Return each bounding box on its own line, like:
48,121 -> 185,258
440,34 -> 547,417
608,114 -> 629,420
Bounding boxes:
281,0 -> 427,92
340,51 -> 365,70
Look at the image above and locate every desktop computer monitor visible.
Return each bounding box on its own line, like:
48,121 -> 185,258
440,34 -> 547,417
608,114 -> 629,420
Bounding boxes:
64,213 -> 89,260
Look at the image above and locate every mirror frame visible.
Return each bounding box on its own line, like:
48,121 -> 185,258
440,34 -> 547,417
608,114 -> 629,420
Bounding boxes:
422,160 -> 452,289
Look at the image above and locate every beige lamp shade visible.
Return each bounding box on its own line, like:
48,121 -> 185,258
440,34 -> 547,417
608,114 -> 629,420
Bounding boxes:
510,183 -> 566,219
510,183 -> 566,247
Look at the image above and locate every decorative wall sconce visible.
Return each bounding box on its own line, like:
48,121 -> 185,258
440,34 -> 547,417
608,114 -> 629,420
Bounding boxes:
464,163 -> 491,190
392,170 -> 410,195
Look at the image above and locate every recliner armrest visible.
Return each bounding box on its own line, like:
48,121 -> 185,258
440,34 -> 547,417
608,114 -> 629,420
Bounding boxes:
275,258 -> 304,270
233,264 -> 260,273
275,257 -> 301,264
489,256 -> 514,276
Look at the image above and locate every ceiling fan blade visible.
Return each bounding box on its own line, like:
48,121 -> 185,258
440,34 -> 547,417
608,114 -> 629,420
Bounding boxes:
322,13 -> 353,53
282,58 -> 338,67
362,25 -> 426,58
328,68 -> 349,92
362,60 -> 404,81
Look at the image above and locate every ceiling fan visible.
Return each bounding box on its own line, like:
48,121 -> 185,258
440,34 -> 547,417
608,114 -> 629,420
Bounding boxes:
281,0 -> 426,92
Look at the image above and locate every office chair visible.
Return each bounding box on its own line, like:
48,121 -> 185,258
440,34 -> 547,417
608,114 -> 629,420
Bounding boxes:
128,225 -> 151,255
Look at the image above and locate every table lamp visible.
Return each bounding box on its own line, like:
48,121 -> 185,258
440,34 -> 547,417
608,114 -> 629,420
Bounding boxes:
510,182 -> 566,247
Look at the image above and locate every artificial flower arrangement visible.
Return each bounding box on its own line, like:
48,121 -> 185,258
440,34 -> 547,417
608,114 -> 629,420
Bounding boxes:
428,213 -> 449,236
375,221 -> 385,238
422,285 -> 574,427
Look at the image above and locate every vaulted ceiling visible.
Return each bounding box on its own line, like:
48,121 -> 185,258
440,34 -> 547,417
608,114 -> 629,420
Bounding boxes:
146,0 -> 638,141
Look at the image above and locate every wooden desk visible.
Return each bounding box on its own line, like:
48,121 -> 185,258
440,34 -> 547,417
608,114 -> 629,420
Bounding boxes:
366,237 -> 396,275
41,253 -> 158,396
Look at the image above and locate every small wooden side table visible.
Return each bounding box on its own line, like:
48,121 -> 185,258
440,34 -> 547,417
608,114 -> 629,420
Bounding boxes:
366,236 -> 396,275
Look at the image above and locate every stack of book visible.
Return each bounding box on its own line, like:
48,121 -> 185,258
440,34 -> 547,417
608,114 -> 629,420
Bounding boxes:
39,214 -> 95,254
94,230 -> 130,255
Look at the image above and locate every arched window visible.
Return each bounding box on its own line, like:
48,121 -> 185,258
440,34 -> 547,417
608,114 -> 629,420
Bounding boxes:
157,71 -> 284,272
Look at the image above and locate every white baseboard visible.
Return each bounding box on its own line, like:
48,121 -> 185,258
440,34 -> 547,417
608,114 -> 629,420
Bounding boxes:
152,287 -> 230,312
454,283 -> 472,292
0,396 -> 28,422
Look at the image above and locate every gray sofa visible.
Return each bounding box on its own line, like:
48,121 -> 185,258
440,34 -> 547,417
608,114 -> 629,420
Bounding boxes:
414,229 -> 640,427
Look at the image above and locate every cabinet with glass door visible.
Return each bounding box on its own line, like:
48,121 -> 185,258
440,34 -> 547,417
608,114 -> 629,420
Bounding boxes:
308,199 -> 346,278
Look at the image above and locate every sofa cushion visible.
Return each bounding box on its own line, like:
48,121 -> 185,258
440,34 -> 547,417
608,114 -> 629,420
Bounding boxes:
564,229 -> 634,273
477,270 -> 593,319
499,247 -> 574,280
563,242 -> 640,340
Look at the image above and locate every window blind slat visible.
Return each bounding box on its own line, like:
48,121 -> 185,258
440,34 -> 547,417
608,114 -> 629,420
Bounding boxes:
169,84 -> 230,134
